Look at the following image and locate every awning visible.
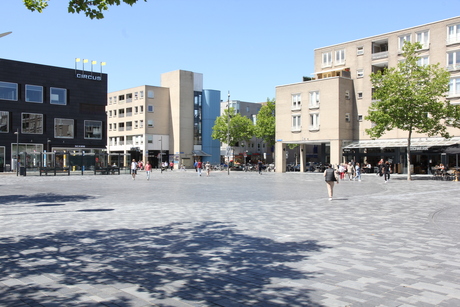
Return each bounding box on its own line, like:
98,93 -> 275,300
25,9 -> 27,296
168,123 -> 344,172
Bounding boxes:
192,150 -> 211,157
343,137 -> 460,149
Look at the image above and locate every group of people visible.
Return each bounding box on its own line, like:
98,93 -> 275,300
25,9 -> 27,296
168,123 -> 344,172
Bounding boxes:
324,159 -> 393,200
130,159 -> 175,180
194,160 -> 212,177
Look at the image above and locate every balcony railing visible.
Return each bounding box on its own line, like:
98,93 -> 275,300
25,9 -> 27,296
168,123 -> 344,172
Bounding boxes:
447,64 -> 460,72
372,51 -> 388,60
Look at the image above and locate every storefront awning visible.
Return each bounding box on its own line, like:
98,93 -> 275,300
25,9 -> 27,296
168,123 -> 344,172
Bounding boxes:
192,150 -> 211,156
343,137 -> 460,149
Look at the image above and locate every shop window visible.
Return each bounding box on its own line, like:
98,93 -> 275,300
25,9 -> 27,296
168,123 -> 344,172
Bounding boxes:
54,118 -> 74,138
84,120 -> 102,139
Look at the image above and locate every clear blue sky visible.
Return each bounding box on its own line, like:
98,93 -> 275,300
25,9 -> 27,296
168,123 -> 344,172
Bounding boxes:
1,0 -> 459,102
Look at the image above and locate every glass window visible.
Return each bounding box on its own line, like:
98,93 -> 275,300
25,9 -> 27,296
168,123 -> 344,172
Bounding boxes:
309,91 -> 320,108
0,81 -> 18,101
147,120 -> 154,127
134,92 -> 138,100
140,120 -> 144,128
148,90 -> 154,98
322,52 -> 332,67
398,34 -> 411,51
357,69 -> 364,78
335,49 -> 345,65
0,111 -> 9,133
148,105 -> 154,112
84,120 -> 102,139
416,30 -> 429,49
417,56 -> 429,66
291,94 -> 301,110
22,113 -> 43,134
447,50 -> 460,71
357,46 -> 364,55
54,118 -> 74,138
447,24 -> 460,44
26,85 -> 43,103
291,115 -> 301,131
140,91 -> 144,99
449,77 -> 460,97
309,113 -> 320,131
50,87 -> 67,105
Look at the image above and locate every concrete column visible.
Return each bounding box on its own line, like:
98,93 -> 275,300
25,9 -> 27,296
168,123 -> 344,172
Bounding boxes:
300,144 -> 305,172
330,140 -> 342,167
275,142 -> 285,173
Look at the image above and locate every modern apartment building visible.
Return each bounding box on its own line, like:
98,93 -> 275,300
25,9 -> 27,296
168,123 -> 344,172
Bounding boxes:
219,100 -> 272,165
0,58 -> 107,172
275,16 -> 460,174
106,70 -> 221,169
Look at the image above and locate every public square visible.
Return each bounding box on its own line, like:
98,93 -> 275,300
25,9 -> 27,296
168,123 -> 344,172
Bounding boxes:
1,170 -> 460,307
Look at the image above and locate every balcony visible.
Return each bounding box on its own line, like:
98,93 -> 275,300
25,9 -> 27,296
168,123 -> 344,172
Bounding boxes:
372,51 -> 388,60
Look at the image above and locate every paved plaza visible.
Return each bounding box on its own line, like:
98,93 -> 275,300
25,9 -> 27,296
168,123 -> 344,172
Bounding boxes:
1,170 -> 460,307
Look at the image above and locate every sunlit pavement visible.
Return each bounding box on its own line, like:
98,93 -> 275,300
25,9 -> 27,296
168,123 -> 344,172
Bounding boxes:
1,170 -> 460,307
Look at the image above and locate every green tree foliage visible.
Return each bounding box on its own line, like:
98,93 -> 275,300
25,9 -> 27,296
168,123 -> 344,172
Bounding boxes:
23,0 -> 146,19
212,107 -> 254,147
366,41 -> 460,180
254,98 -> 276,148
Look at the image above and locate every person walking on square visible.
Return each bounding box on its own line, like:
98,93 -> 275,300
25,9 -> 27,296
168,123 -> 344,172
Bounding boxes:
346,162 -> 354,181
324,164 -> 339,201
170,161 -> 174,171
145,161 -> 152,180
384,161 -> 392,182
131,159 -> 138,180
258,160 -> 263,175
197,160 -> 202,176
205,161 -> 211,176
354,162 -> 362,181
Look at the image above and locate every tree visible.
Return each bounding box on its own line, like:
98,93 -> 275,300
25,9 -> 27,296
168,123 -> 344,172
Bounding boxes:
212,107 -> 254,148
254,98 -> 276,148
366,41 -> 460,180
23,0 -> 147,19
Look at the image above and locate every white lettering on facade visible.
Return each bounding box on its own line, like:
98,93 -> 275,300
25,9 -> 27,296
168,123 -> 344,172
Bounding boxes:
76,73 -> 102,81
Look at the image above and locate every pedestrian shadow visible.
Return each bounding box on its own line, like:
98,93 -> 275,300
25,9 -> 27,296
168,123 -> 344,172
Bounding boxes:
0,193 -> 95,205
0,221 -> 328,307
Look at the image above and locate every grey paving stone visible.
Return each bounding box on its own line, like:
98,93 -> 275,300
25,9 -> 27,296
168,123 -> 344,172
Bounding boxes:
1,172 -> 460,306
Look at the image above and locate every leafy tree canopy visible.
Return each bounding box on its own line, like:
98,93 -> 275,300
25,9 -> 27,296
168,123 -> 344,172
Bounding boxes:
254,98 -> 276,148
366,41 -> 460,180
23,0 -> 147,19
212,107 -> 254,147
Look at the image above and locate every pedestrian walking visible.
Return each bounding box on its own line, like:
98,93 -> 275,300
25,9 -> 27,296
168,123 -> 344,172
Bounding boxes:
197,160 -> 202,176
338,163 -> 346,180
145,161 -> 152,180
258,160 -> 263,175
346,162 -> 354,180
354,162 -> 362,181
130,159 -> 138,180
205,161 -> 211,176
169,161 -> 174,171
324,164 -> 339,201
384,161 -> 392,182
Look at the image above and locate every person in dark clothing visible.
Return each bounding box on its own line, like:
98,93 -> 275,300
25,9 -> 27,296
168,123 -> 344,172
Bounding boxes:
384,161 -> 392,182
258,160 -> 263,175
323,164 -> 339,200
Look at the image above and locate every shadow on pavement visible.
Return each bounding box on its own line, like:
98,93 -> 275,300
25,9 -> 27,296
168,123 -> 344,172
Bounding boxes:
0,193 -> 95,205
0,221 -> 327,306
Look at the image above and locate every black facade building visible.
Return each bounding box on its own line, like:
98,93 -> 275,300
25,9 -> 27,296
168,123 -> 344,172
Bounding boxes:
0,58 -> 107,172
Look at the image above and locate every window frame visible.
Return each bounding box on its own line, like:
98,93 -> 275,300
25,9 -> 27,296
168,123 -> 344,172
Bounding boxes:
84,120 -> 103,140
449,77 -> 460,97
291,94 -> 301,110
0,111 -> 9,133
322,51 -> 332,68
447,23 -> 460,45
447,50 -> 460,71
416,30 -> 430,49
50,87 -> 67,105
335,49 -> 346,65
398,34 -> 412,51
309,91 -> 320,109
54,118 -> 74,139
309,112 -> 320,131
25,84 -> 44,103
21,112 -> 44,134
0,81 -> 18,101
291,114 -> 301,132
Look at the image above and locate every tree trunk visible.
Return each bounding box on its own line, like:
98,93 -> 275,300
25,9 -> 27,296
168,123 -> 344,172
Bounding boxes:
407,131 -> 412,181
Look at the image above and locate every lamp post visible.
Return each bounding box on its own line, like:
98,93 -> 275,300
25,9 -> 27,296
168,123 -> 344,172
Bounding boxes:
227,91 -> 230,175
14,128 -> 19,176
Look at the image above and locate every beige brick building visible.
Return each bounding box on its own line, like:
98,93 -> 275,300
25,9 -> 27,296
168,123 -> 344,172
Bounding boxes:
276,16 -> 460,174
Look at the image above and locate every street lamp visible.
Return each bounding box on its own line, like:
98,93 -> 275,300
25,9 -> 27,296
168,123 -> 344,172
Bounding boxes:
14,128 -> 19,176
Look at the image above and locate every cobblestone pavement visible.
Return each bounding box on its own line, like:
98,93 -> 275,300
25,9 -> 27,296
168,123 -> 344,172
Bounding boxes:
1,170 -> 460,307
